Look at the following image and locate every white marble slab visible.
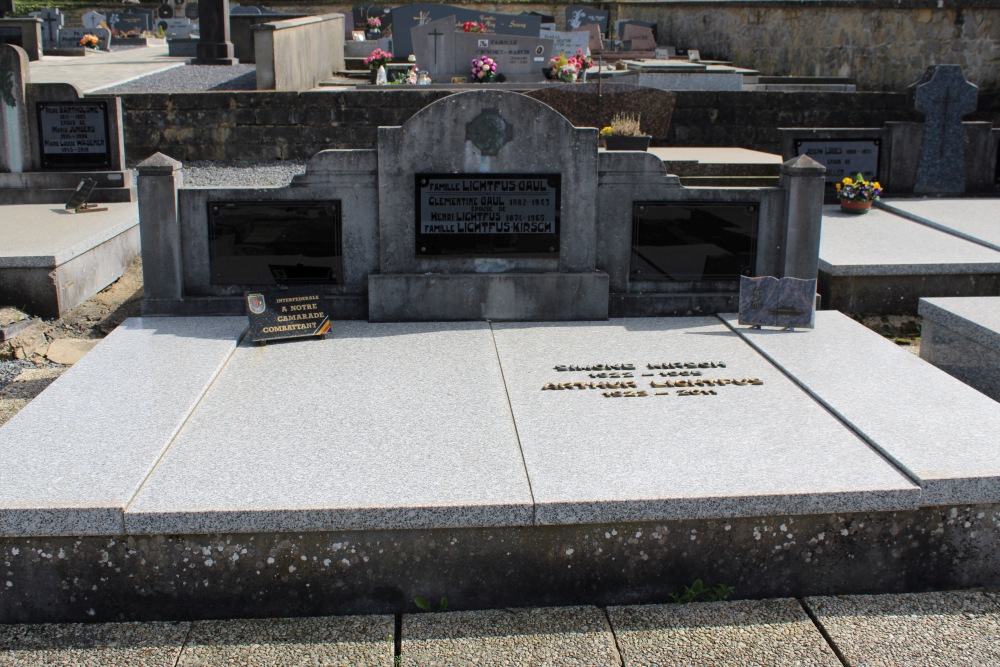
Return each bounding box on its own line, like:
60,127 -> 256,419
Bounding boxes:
492,318 -> 919,524
818,204 -> 1000,276
880,198 -> 1000,252
723,310 -> 1000,505
125,321 -> 532,534
0,317 -> 246,536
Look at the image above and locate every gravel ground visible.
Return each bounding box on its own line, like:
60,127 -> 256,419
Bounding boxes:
94,63 -> 258,93
178,160 -> 307,187
0,360 -> 33,390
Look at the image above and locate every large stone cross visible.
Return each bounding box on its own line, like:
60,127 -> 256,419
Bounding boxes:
912,65 -> 978,194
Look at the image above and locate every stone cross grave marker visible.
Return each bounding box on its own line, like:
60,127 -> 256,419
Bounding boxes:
0,44 -> 30,173
912,65 -> 978,195
30,8 -> 63,48
411,16 -> 455,76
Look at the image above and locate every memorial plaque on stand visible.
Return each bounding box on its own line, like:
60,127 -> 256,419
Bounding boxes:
738,276 -> 816,329
36,101 -> 112,170
416,174 -> 560,257
794,138 -> 880,184
246,287 -> 332,343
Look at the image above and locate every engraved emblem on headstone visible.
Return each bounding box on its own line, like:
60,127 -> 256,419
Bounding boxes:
466,108 -> 512,156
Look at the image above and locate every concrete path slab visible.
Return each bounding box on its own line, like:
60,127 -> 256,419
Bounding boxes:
880,198 -> 1000,252
818,204 -> 1000,276
0,203 -> 138,268
125,321 -> 533,534
28,44 -> 186,93
0,317 -> 246,536
492,318 -> 918,525
723,310 -> 1000,505
806,591 -> 1000,667
177,616 -> 393,667
608,599 -> 841,667
401,606 -> 620,667
0,620 -> 190,667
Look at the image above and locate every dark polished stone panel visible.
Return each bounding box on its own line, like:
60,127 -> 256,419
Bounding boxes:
209,201 -> 342,286
36,101 -> 112,170
631,202 -> 758,283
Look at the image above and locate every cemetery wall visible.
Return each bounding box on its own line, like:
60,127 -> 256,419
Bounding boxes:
117,89 -> 924,162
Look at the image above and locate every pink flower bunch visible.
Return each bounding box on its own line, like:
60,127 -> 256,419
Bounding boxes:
363,47 -> 392,69
366,17 -> 381,29
569,48 -> 593,71
463,21 -> 486,33
470,55 -> 498,82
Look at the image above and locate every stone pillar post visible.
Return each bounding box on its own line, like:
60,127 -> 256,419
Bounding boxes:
195,0 -> 237,65
0,45 -> 30,174
137,153 -> 184,308
779,154 -> 826,280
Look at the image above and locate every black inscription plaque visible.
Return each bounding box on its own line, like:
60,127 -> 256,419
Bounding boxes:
795,138 -> 881,184
631,202 -> 758,282
209,201 -> 343,286
416,174 -> 560,257
246,287 -> 331,343
37,101 -> 112,170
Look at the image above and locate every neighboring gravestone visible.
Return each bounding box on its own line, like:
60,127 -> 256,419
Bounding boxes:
196,0 -> 238,64
26,82 -> 125,171
622,24 -> 656,51
0,25 -> 21,48
30,8 -> 63,48
738,276 -> 816,329
82,10 -> 106,31
572,23 -> 602,53
0,44 -> 30,173
565,5 -> 608,33
411,16 -> 456,77
540,30 -> 589,59
59,27 -> 111,49
616,19 -> 655,40
155,17 -> 192,37
456,33 -> 550,80
391,3 -> 540,63
912,65 -> 978,195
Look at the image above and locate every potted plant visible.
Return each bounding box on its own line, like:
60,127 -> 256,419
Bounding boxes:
364,47 -> 392,84
601,112 -> 651,151
835,172 -> 882,214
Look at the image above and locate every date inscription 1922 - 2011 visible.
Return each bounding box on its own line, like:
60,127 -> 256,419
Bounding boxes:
541,361 -> 763,398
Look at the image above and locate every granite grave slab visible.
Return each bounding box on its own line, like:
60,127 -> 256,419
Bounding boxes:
491,318 -> 919,525
124,321 -> 533,534
724,310 -> 1000,505
879,198 -> 1000,252
919,296 -> 1000,401
0,317 -> 247,536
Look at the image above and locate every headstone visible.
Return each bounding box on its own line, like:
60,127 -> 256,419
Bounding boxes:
107,10 -> 150,36
0,44 -> 30,174
245,288 -> 332,344
196,0 -> 237,64
230,4 -> 261,14
411,16 -> 455,77
565,5 -> 608,33
539,30 -> 589,60
455,33 -> 551,80
572,23 -> 602,53
81,10 -> 106,31
184,2 -> 199,19
30,7 -> 63,47
622,24 -> 656,51
912,65 -> 978,195
793,138 -> 880,184
738,276 -> 816,329
687,49 -> 701,62
155,17 -> 192,37
391,3 -> 540,65
123,5 -> 155,30
36,99 -> 113,169
59,27 -> 111,50
615,19 -> 655,40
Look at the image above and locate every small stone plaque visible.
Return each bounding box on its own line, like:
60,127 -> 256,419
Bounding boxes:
246,288 -> 331,343
416,174 -> 560,256
795,139 -> 880,184
738,275 -> 816,329
36,101 -> 112,170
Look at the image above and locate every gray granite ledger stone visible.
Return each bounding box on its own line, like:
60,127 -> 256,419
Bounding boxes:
919,296 -> 1000,402
912,65 -> 978,195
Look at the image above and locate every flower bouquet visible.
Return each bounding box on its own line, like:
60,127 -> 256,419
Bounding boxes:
363,47 -> 392,70
470,54 -> 498,83
835,173 -> 882,214
79,34 -> 100,49
548,53 -> 579,82
463,21 -> 486,33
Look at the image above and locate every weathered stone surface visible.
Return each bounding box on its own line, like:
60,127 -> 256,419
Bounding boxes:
526,83 -> 674,139
920,296 -> 1000,402
912,65 -> 978,195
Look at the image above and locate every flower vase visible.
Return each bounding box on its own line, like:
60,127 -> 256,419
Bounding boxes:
376,65 -> 387,85
580,69 -> 587,83
369,68 -> 378,84
366,28 -> 380,40
840,199 -> 873,214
